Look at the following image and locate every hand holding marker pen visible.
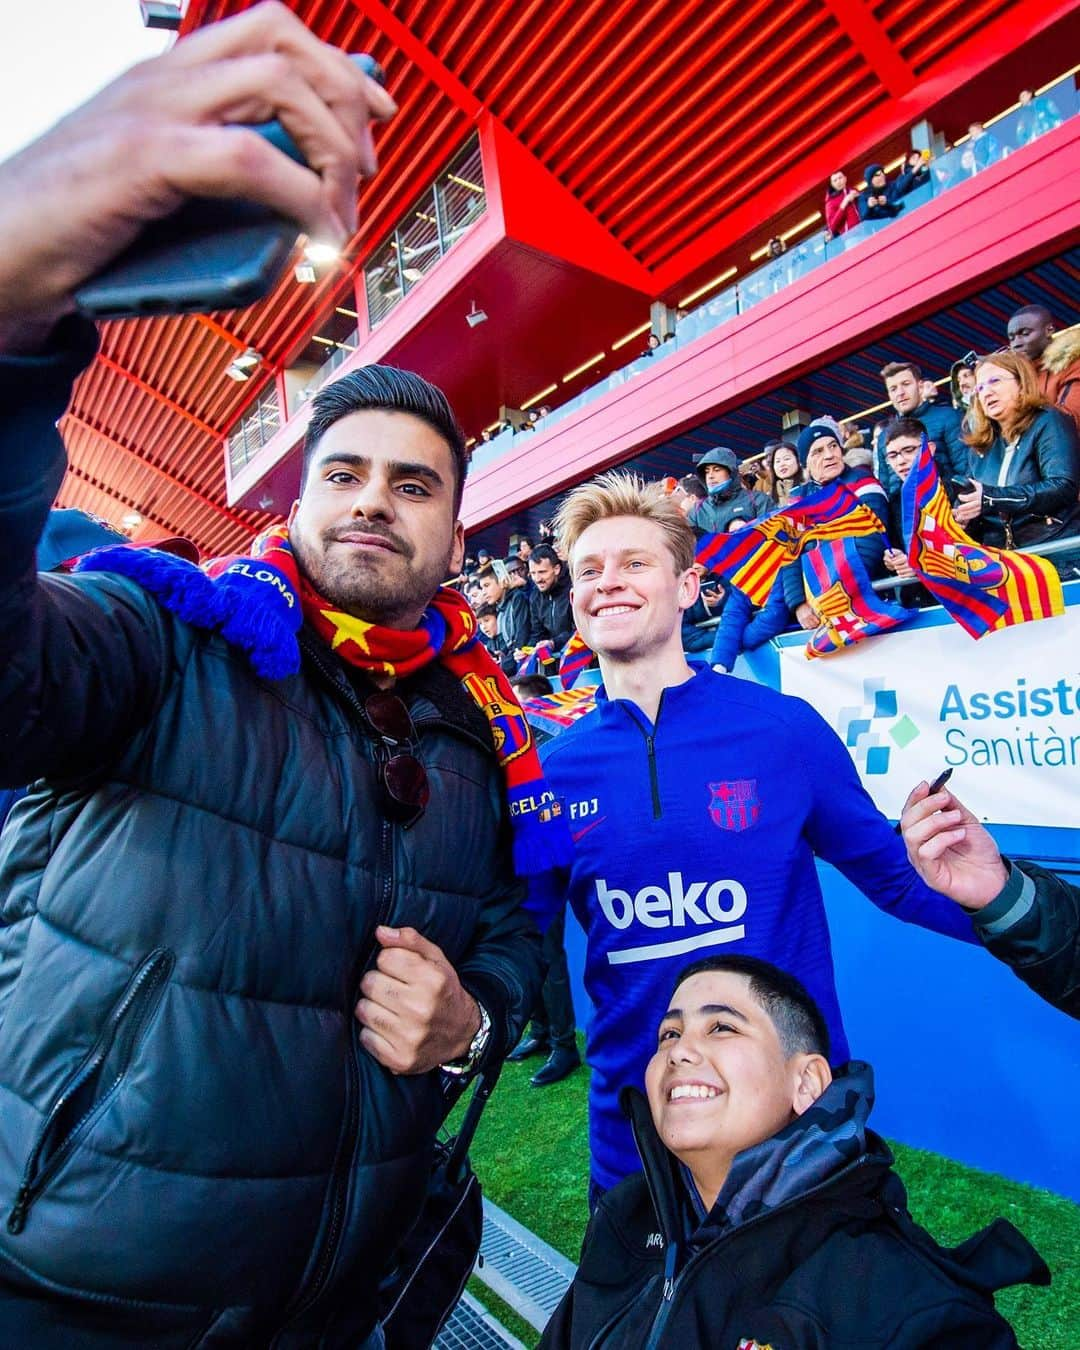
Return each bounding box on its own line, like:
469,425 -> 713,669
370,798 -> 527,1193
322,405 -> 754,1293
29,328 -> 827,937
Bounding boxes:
894,768 -> 953,834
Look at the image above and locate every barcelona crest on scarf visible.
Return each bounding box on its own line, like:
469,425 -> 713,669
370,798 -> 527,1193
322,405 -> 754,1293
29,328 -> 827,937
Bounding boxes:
901,440 -> 1064,636
801,537 -> 911,658
76,525 -> 571,876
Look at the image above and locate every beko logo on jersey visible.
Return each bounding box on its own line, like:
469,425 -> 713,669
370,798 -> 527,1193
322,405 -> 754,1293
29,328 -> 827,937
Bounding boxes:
596,872 -> 747,965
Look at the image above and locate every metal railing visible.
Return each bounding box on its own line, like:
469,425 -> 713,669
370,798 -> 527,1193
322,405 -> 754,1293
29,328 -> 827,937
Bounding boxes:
468,72 -> 1078,477
226,382 -> 282,477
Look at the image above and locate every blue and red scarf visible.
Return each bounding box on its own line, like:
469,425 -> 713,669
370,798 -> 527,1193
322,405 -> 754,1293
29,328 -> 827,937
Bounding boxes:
77,525 -> 571,876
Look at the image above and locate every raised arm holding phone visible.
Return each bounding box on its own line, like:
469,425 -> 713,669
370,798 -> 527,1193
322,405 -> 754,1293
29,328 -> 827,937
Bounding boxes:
0,8 -> 549,1346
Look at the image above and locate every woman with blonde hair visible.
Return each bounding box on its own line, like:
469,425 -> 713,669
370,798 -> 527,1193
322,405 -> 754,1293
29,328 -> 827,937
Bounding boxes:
956,350 -> 1080,548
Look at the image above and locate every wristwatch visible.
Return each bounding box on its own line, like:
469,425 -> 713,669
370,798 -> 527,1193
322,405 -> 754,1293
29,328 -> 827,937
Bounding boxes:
441,1001 -> 492,1077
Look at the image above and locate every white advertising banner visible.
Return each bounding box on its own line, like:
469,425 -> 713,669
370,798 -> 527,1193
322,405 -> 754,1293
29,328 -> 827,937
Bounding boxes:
777,606 -> 1080,827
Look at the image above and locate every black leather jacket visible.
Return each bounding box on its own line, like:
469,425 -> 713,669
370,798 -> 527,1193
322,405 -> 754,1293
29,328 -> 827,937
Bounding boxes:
966,406 -> 1080,548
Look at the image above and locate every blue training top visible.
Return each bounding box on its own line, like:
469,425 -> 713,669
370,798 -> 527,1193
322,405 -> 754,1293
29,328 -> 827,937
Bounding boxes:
528,665 -> 976,1192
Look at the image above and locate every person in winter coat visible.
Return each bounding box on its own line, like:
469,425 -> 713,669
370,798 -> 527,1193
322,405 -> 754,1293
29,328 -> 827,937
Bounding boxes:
902,779 -> 1078,1018
783,418 -> 891,631
763,439 -> 805,506
873,359 -> 969,494
540,955 -> 1047,1349
824,169 -> 861,236
527,543 -> 575,650
0,20 -> 548,1343
478,559 -> 543,672
858,162 -> 906,221
956,350 -> 1080,548
1007,304 -> 1080,434
527,473 -> 979,1200
688,447 -> 767,535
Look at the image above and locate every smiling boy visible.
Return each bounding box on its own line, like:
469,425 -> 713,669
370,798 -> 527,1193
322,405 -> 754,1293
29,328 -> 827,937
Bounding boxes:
540,957 -> 1047,1349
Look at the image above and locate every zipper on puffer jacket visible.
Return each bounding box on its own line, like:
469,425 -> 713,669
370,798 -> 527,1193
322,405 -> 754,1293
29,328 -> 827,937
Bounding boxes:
7,947 -> 174,1235
282,640 -> 399,1329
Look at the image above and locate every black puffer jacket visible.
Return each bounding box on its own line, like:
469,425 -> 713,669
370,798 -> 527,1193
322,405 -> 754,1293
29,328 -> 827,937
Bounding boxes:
0,323 -> 543,1346
529,568 -> 574,649
541,1068 -> 1048,1349
965,405 -> 1080,548
970,859 -> 1080,1018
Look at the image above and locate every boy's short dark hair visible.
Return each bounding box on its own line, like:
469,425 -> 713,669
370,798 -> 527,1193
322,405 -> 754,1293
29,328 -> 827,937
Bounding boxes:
884,417 -> 927,445
475,603 -> 499,620
670,955 -> 830,1060
511,674 -> 554,698
301,365 -> 468,512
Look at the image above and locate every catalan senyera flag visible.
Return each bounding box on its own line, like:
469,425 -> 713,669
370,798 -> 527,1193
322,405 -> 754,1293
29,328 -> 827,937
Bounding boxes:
901,441 -> 1064,637
802,536 -> 911,658
695,480 -> 886,605
522,686 -> 598,740
558,631 -> 594,687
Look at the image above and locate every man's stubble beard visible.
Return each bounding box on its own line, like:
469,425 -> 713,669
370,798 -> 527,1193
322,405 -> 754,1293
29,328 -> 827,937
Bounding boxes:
293,530 -> 456,628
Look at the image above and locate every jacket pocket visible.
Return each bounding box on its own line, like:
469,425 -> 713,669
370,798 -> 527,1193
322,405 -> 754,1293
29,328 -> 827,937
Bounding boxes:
6,947 -> 175,1235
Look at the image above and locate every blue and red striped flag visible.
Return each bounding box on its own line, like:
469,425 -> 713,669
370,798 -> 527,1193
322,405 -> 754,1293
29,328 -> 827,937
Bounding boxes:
558,631 -> 594,687
801,536 -> 911,658
901,442 -> 1064,636
516,640 -> 555,676
695,481 -> 885,605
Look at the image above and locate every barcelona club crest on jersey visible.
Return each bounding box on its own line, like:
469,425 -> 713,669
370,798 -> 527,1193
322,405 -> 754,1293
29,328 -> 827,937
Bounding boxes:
708,779 -> 760,832
461,671 -> 532,764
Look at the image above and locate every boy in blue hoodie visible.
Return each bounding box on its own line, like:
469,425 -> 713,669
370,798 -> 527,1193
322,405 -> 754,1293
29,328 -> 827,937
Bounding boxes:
528,471 -> 980,1200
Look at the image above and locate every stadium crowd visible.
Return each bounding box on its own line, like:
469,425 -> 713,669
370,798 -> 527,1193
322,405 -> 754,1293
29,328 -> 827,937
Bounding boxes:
0,7 -> 1077,1349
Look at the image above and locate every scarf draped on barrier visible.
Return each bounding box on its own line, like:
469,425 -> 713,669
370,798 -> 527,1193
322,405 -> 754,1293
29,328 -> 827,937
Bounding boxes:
76,525 -> 572,876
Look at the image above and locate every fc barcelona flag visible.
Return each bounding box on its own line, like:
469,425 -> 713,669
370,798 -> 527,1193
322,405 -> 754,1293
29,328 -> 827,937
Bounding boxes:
901,442 -> 1064,637
802,537 -> 911,658
695,481 -> 885,606
558,631 -> 594,687
516,641 -> 554,676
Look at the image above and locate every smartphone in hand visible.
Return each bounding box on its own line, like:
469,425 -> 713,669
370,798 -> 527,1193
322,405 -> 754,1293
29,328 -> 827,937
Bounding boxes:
75,54 -> 384,321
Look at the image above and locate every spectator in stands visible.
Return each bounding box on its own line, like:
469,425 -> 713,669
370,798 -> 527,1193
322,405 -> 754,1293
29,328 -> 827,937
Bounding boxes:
475,601 -> 505,661
516,536 -> 535,561
873,360 -> 967,492
503,554 -> 533,594
689,447 -> 765,534
950,357 -> 977,412
1015,88 -> 1063,148
788,418 -> 890,629
676,473 -> 707,516
967,120 -> 1001,170
530,473 -> 977,1204
540,957 -> 1048,1349
764,440 -> 804,506
899,147 -> 932,194
478,560 -> 540,672
901,780 -> 1079,1018
859,163 -> 905,222
710,564 -> 793,673
824,170 -> 861,237
477,545 -> 492,565
767,236 -> 785,258
957,351 -> 1080,548
880,418 -> 927,582
919,377 -> 939,406
1007,304 -> 1080,433
528,543 -> 574,650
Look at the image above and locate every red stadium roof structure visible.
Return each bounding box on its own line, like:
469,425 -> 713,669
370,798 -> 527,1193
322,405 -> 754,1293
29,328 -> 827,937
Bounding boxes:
56,0 -> 1080,554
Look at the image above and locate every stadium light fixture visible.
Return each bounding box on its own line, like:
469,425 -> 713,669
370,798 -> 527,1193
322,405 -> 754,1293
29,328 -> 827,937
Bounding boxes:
466,302 -> 488,328
678,266 -> 737,308
225,348 -> 262,382
562,353 -> 605,383
611,321 -> 651,351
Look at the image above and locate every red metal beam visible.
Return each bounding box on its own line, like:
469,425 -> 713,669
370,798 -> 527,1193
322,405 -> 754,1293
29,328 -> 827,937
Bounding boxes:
462,118 -> 1080,527
819,0 -> 916,96
348,0 -> 484,118
651,0 -> 1079,293
95,354 -> 224,440
63,412 -> 257,533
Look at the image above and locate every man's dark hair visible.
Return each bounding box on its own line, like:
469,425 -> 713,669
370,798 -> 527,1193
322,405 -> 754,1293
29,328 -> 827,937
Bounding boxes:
511,674 -> 553,698
475,602 -> 499,620
669,955 -> 830,1059
301,366 -> 468,512
678,474 -> 707,500
529,543 -> 562,568
885,417 -> 927,445
880,360 -> 921,384
1008,303 -> 1054,326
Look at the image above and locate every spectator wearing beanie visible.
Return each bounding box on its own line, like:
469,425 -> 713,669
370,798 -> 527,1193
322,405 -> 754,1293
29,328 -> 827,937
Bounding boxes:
859,164 -> 906,222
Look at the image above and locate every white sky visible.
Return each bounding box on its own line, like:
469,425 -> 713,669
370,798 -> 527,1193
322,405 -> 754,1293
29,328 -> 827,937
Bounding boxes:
0,0 -> 173,164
